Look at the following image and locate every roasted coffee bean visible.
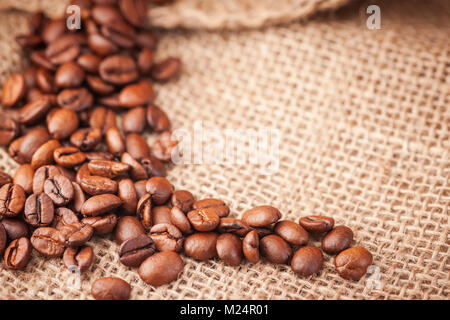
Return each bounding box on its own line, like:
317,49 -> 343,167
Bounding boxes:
47,108 -> 80,140
85,151 -> 115,162
1,73 -> 26,108
36,68 -> 56,93
15,127 -> 51,164
137,48 -> 154,74
146,104 -> 170,132
119,234 -> 155,267
187,208 -> 220,232
99,55 -> 138,85
119,80 -> 154,108
18,97 -> 52,125
114,216 -> 145,244
140,156 -> 167,178
16,34 -> 43,49
0,116 -> 20,146
291,246 -> 323,277
242,230 -> 259,263
122,107 -> 146,134
134,180 -> 148,199
217,233 -> 243,266
105,127 -> 126,156
24,193 -> 54,227
0,184 -> 26,218
88,160 -> 130,178
193,198 -> 229,218
184,232 -> 218,261
41,18 -> 66,43
0,223 -> 6,256
81,194 -> 122,217
13,164 -> 35,195
91,277 -> 131,300
126,133 -> 150,160
57,87 -> 93,112
33,165 -> 61,194
89,107 -> 117,133
63,245 -> 94,273
91,4 -> 124,26
260,234 -> 292,264
322,226 -> 354,254
44,174 -> 74,206
71,182 -> 86,213
151,131 -> 178,162
31,227 -> 65,257
335,246 -> 373,280
151,58 -> 181,82
82,213 -> 117,235
100,22 -> 136,48
0,172 -> 13,188
52,207 -> 80,230
135,31 -> 158,50
79,174 -> 118,196
30,51 -> 56,71
88,33 -> 119,57
86,75 -> 116,95
31,139 -> 61,169
119,0 -> 147,27
45,34 -> 82,65
139,251 -> 184,286
54,147 -> 86,168
8,137 -> 27,164
77,53 -> 102,74
274,220 -> 308,246
252,227 -> 273,238
55,61 -> 86,88
57,166 -> 77,182
70,128 -> 103,151
145,177 -> 173,205
4,237 -> 32,270
59,222 -> 94,247
217,218 -> 250,237
118,179 -> 137,215
98,93 -> 121,108
299,215 -> 335,234
242,206 -> 281,228
137,193 -> 152,230
150,223 -> 183,252
170,207 -> 193,235
1,218 -> 29,240
152,206 -> 172,225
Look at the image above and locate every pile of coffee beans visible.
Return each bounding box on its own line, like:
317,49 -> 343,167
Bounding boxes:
0,0 -> 373,300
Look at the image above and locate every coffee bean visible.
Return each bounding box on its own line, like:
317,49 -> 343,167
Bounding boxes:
47,108 -> 80,140
184,232 -> 218,261
98,93 -> 121,108
100,21 -> 136,48
216,233 -> 243,266
299,215 -> 335,234
86,75 -> 116,95
187,208 -> 220,232
134,180 -> 148,199
1,218 -> 29,240
122,107 -> 146,134
0,116 -> 20,146
335,246 -> 373,280
57,88 -> 93,112
36,68 -> 56,93
260,234 -> 292,264
82,213 -> 117,235
170,190 -> 194,214
88,33 -> 119,57
105,127 -> 126,157
4,237 -> 32,270
55,61 -> 86,88
68,182 -> 85,214
13,164 -> 35,195
24,193 -> 54,227
135,31 -> 158,50
151,58 -> 181,82
77,53 -> 102,74
18,97 -> 52,126
41,18 -> 66,43
45,34 -> 82,65
118,178 -> 137,215
0,223 -> 6,256
140,156 -> 167,178
119,234 -> 155,267
81,194 -> 122,217
322,226 -> 354,254
63,245 -> 94,273
119,80 -> 154,108
118,0 -> 148,27
274,220 -> 308,246
1,73 -> 26,108
91,4 -> 124,26
99,55 -> 138,85
89,106 -> 117,133
0,184 -> 26,218
30,51 -> 56,71
59,222 -> 94,247
8,137 -> 27,164
146,104 -> 170,132
79,169 -> 118,196
193,198 -> 229,218
242,206 -> 281,228
151,131 -> 178,162
31,139 -> 61,169
54,147 -> 86,168
16,127 -> 51,164
137,193 -> 152,230
114,215 -> 146,244
137,48 -> 154,75
291,246 -> 323,277
126,133 -> 150,160
218,218 -> 250,237
138,251 -> 184,286
0,172 -> 13,188
150,223 -> 183,252
145,177 -> 173,205
16,34 -> 43,49
170,207 -> 193,235
31,227 -> 65,257
151,206 -> 172,225
242,230 -> 259,263
252,227 -> 273,238
44,174 -> 74,206
33,165 -> 61,194
52,207 -> 80,230
85,151 -> 115,162
91,277 -> 131,300
88,160 -> 130,178
70,128 -> 103,151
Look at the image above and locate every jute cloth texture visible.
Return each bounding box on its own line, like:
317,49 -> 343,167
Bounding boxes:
0,0 -> 449,299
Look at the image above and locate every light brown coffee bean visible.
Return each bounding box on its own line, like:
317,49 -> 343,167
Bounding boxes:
77,53 -> 102,74
151,131 -> 178,162
242,230 -> 259,263
140,156 -> 167,178
70,128 -> 103,151
89,106 -> 117,133
57,87 -> 93,112
217,218 -> 250,237
118,178 -> 137,215
14,127 -> 51,164
322,226 -> 354,254
260,234 -> 292,264
216,233 -> 243,266
33,165 -> 61,194
187,208 -> 220,232
0,116 -> 20,146
193,198 -> 229,218
44,174 -> 74,206
134,179 -> 148,199
81,194 -> 122,217
299,215 -> 335,234
0,172 -> 13,188
151,206 -> 172,225
145,177 -> 173,205
31,227 -> 65,257
47,108 -> 79,140
52,207 -> 80,230
119,0 -> 148,27
150,223 -> 183,252
169,207 -> 193,235
119,79 -> 154,108
55,61 -> 86,88
105,127 -> 126,157
24,193 -> 55,227
18,97 -> 52,125
36,68 -> 56,93
4,237 -> 32,270
126,133 -> 150,160
122,107 -> 146,134
184,232 -> 218,261
1,73 -> 26,108
137,193 -> 152,230
63,245 -> 94,273
86,75 -> 116,95
171,190 -> 195,213
13,164 -> 35,195
88,160 -> 130,178
58,222 -> 94,247
137,48 -> 154,74
138,252 -> 184,287
274,220 -> 309,246
1,218 -> 29,240
54,147 -> 86,168
150,57 -> 181,82
114,215 -> 146,244
31,139 -> 61,169
91,277 -> 131,300
291,246 -> 323,277
146,104 -> 170,132
119,234 -> 155,267
335,246 -> 373,280
242,206 -> 281,228
82,213 -> 117,235
99,55 -> 138,85
0,184 -> 26,218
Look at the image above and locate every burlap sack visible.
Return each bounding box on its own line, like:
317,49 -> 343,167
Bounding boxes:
0,0 -> 449,299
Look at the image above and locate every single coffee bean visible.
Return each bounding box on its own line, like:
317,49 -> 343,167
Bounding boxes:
138,251 -> 184,286
4,237 -> 32,270
77,53 -> 102,74
52,207 -> 80,230
146,104 -> 170,132
0,172 -> 13,188
41,18 -> 65,43
47,108 -> 80,140
0,116 -> 20,146
13,164 -> 35,195
98,93 -> 121,108
299,215 -> 335,234
114,216 -> 146,244
59,222 -> 94,247
85,151 -> 115,162
88,33 -> 119,57
122,107 -> 146,134
137,193 -> 152,230
184,232 -> 218,261
99,55 -> 138,85
24,193 -> 54,227
16,127 -> 51,164
105,127 -> 126,157
55,61 -> 86,88
79,171 -> 118,196
152,206 -> 172,225
140,156 -> 167,178
1,218 -> 29,240
57,87 -> 93,112
291,246 -> 324,277
242,206 -> 281,228
82,213 -> 117,235
242,230 -> 259,263
135,30 -> 158,50
54,147 -> 86,168
151,131 -> 178,162
8,136 -> 27,164
1,73 -> 26,108
119,234 -> 155,267
137,48 -> 154,74
120,153 -> 147,181
119,79 -> 154,108
70,128 -> 103,151
126,133 -> 150,160
91,4 -> 124,26
0,184 -> 26,218
260,234 -> 292,264
335,246 -> 373,280
118,179 -> 137,215
86,75 -> 116,95
217,218 -> 250,237
0,223 -> 6,255
150,57 -> 181,82
187,208 -> 220,232
91,277 -> 131,300
145,177 -> 173,205
216,233 -> 243,266
18,97 -> 52,125
81,194 -> 122,217
33,165 -> 61,194
274,220 -> 309,246
170,190 -> 194,214
150,223 -> 184,252
70,182 -> 86,213
100,21 -> 136,49
63,245 -> 94,273
322,226 -> 354,254
89,106 -> 117,133
36,68 -> 56,93
193,198 -> 230,218
30,51 -> 56,71
134,180 -> 148,199
45,34 -> 82,65
31,139 -> 61,169
44,174 -> 74,206
170,207 -> 193,235
88,160 -> 130,178
119,0 -> 148,27
31,227 -> 65,257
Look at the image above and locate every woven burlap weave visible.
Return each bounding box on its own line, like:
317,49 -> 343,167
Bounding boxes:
0,0 -> 449,299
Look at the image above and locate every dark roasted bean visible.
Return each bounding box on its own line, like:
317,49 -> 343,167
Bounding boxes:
31,139 -> 61,169
134,180 -> 148,199
137,193 -> 152,230
119,80 -> 154,108
57,87 -> 93,112
4,237 -> 32,270
88,160 -> 130,178
140,156 -> 166,178
55,61 -> 86,88
99,55 -> 138,85
216,233 -> 243,266
118,179 -> 137,215
170,207 -> 193,235
63,245 -> 94,273
150,223 -> 183,252
31,227 -> 65,257
14,127 -> 50,164
1,218 -> 29,240
77,53 -> 102,74
58,222 -> 94,247
151,58 -> 181,82
119,234 -> 155,267
54,147 -> 86,168
170,190 -> 194,213
70,128 -> 103,151
1,74 -> 26,108
0,172 -> 13,188
82,213 -> 117,235
0,223 -> 6,256
151,206 -> 172,225
0,184 -> 26,218
0,116 -> 20,146
137,48 -> 154,74
24,193 -> 54,227
45,34 -> 82,65
126,133 -> 150,160
33,165 -> 61,194
89,107 -> 117,133
44,174 -> 74,206
18,97 -> 52,126
118,0 -> 148,27
47,108 -> 80,140
299,215 -> 335,234
52,207 -> 80,230
86,75 -> 116,95
145,177 -> 173,205
260,234 -> 292,264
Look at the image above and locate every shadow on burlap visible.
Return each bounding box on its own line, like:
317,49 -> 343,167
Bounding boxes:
0,0 -> 449,299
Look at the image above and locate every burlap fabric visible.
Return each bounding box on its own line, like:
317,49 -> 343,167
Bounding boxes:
0,0 -> 449,299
